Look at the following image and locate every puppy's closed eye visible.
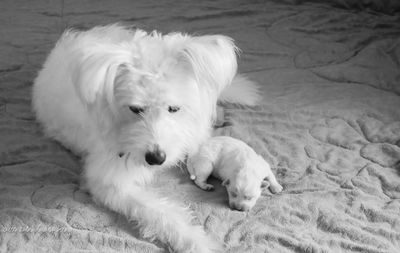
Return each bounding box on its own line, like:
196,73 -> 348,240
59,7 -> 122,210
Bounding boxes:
244,195 -> 253,201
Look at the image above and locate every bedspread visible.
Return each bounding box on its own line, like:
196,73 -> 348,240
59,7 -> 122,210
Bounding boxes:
1,0 -> 399,252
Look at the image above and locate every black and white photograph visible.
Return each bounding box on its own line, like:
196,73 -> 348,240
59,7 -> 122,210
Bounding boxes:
1,0 -> 400,252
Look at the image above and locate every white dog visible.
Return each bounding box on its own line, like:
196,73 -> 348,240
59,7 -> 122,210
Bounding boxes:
32,24 -> 260,252
187,136 -> 283,211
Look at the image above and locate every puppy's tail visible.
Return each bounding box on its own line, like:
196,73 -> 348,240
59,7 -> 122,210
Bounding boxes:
218,74 -> 262,106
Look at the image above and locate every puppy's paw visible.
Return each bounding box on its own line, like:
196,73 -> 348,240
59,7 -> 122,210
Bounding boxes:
195,181 -> 215,191
269,183 -> 283,194
202,184 -> 215,191
199,183 -> 215,191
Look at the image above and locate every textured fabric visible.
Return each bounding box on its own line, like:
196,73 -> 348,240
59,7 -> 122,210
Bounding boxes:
1,0 -> 399,252
281,0 -> 400,14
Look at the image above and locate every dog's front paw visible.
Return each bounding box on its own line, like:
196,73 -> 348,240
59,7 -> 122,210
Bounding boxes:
269,183 -> 283,194
177,231 -> 222,253
193,242 -> 222,253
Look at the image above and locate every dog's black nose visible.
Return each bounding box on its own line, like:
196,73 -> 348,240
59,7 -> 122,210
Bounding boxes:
145,149 -> 166,165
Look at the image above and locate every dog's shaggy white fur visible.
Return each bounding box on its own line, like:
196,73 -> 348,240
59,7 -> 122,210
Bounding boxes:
187,136 -> 283,212
32,24 -> 260,252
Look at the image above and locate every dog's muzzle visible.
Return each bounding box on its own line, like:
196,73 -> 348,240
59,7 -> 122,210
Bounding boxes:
145,147 -> 166,166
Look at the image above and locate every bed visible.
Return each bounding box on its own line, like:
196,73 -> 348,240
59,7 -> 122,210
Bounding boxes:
1,0 -> 399,252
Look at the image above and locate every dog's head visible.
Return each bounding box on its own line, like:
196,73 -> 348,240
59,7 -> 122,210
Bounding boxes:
71,26 -> 238,168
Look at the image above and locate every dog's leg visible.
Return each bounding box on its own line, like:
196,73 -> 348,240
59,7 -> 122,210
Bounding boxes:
85,154 -> 221,253
93,184 -> 220,253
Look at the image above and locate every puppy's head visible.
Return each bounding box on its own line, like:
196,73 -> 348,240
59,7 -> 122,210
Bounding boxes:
222,155 -> 268,211
223,172 -> 263,212
71,27 -> 238,168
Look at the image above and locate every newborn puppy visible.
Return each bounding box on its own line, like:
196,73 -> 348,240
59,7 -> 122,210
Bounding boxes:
187,136 -> 283,211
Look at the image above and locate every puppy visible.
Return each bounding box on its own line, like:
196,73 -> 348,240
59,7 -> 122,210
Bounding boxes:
32,24 -> 260,253
187,136 -> 283,211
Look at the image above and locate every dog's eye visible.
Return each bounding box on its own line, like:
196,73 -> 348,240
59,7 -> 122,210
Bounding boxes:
244,196 -> 252,201
129,106 -> 145,114
168,106 -> 180,113
231,192 -> 238,198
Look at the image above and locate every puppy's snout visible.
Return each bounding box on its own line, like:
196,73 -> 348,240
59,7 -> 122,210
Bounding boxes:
145,148 -> 166,165
230,202 -> 249,212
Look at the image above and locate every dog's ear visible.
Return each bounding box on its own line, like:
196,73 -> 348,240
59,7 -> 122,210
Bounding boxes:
222,179 -> 230,186
181,35 -> 238,96
71,44 -> 132,105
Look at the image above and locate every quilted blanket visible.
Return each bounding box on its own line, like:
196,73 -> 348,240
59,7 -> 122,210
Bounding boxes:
1,0 -> 399,252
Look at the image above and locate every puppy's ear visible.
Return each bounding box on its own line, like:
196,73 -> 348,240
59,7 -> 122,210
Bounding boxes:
222,179 -> 230,186
182,35 -> 238,95
71,44 -> 132,105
